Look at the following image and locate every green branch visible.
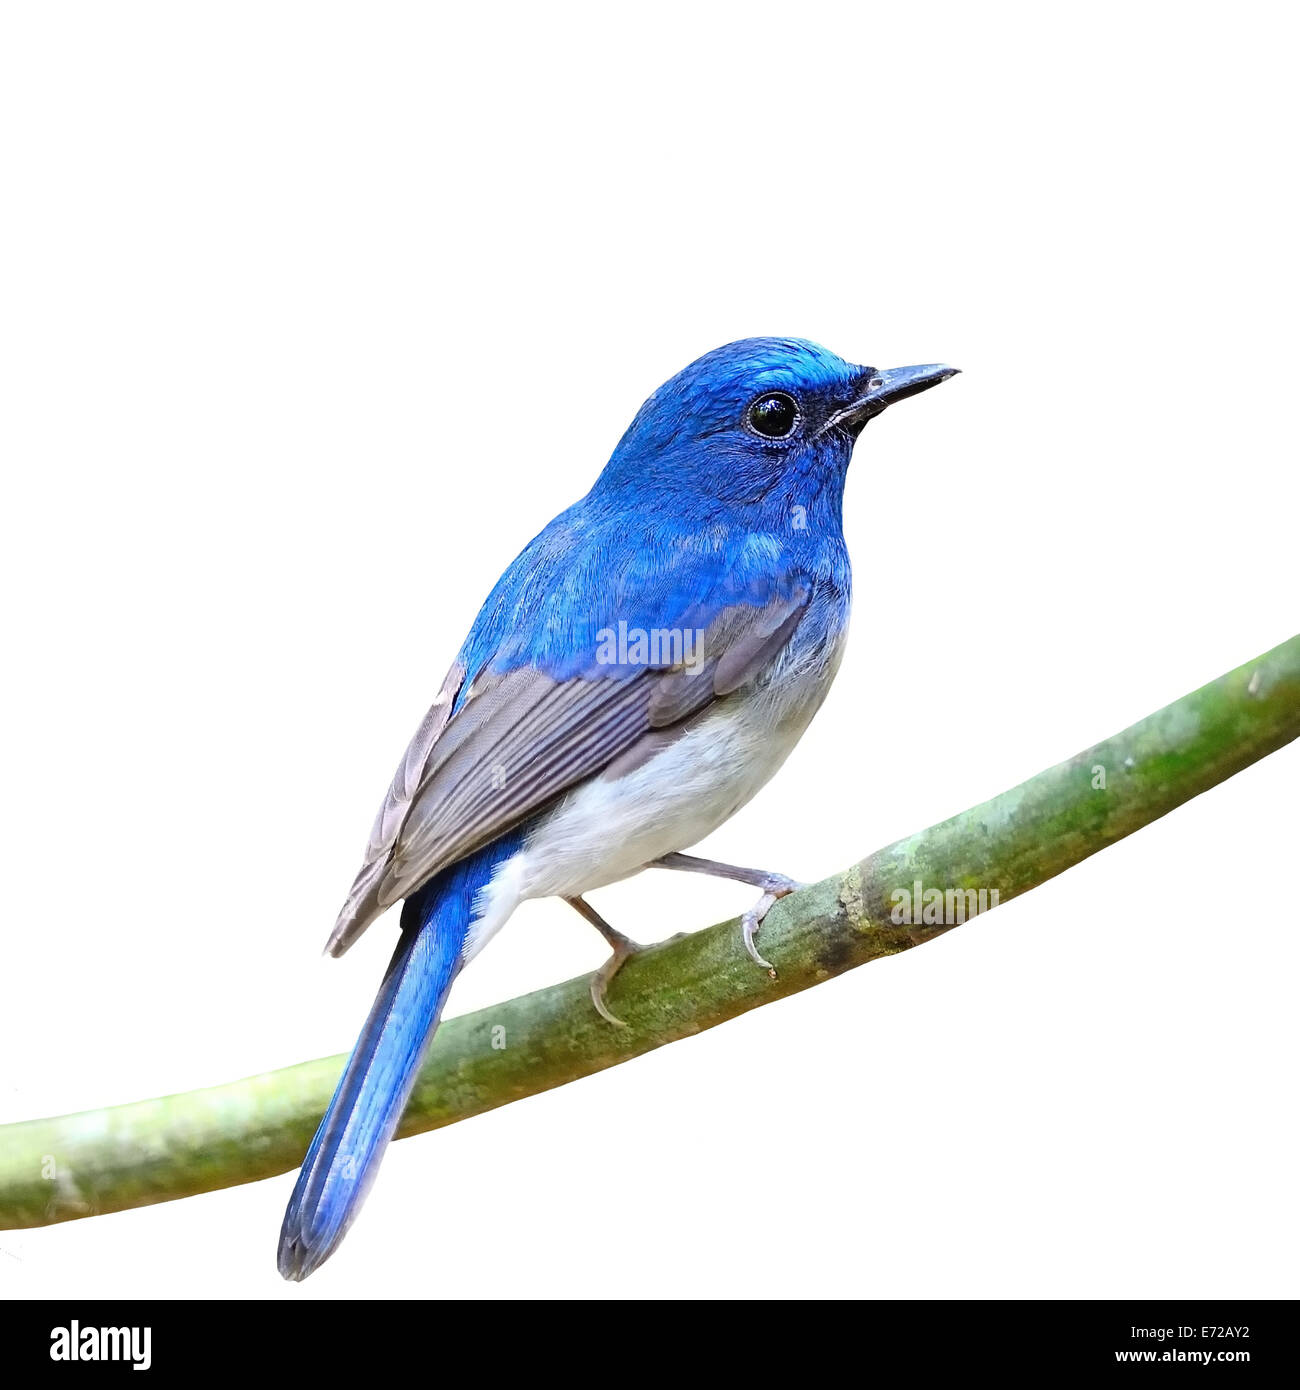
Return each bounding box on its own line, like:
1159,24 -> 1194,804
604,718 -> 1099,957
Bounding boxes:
3,635 -> 1298,1229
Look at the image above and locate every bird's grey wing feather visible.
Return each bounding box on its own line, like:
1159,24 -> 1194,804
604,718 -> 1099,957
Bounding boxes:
327,660 -> 465,950
326,586 -> 810,956
648,588 -> 810,722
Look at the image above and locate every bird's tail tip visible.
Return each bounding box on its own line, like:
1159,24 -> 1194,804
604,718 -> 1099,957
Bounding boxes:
276,1233 -> 318,1283
277,1224 -> 338,1282
276,1148 -> 370,1281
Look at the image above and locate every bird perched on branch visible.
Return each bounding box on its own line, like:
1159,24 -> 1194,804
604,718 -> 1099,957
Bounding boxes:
278,338 -> 957,1279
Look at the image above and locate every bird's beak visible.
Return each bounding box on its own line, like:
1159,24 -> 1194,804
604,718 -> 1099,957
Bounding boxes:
830,363 -> 959,436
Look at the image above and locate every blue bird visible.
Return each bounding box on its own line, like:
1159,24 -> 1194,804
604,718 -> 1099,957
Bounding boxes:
277,338 -> 957,1279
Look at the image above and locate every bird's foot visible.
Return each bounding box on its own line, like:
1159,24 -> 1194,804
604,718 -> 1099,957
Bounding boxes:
589,930 -> 649,1028
740,873 -> 802,977
647,853 -> 804,978
566,895 -> 647,1028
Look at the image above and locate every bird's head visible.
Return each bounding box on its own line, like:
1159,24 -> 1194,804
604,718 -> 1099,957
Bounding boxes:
596,337 -> 957,511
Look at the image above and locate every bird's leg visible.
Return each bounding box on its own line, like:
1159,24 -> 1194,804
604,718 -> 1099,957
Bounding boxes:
649,852 -> 803,976
566,895 -> 647,1028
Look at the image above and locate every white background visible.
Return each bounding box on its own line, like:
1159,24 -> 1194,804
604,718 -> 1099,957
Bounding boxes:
2,2 -> 1296,1300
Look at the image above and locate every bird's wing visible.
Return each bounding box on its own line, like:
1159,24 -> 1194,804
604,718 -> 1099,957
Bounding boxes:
326,563 -> 811,957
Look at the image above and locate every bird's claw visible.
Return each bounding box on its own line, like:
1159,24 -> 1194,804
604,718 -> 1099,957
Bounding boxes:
590,933 -> 647,1027
741,875 -> 803,977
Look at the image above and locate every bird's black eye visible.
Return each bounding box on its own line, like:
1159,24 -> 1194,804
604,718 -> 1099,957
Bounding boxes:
746,391 -> 801,440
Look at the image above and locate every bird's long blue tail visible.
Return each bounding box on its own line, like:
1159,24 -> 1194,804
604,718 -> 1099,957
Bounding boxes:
277,837 -> 515,1280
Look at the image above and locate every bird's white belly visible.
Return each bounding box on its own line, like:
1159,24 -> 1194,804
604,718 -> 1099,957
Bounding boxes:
462,630 -> 845,960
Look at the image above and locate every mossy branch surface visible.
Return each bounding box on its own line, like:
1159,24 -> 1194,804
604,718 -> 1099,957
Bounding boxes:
3,635 -> 1297,1229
